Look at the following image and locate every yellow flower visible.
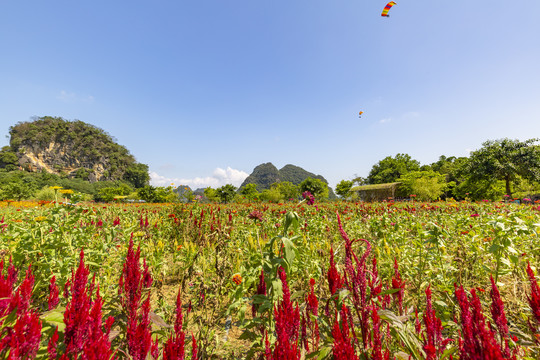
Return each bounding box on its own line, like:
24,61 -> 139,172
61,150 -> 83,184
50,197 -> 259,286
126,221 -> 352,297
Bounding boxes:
50,186 -> 63,190
59,189 -> 74,194
34,216 -> 47,222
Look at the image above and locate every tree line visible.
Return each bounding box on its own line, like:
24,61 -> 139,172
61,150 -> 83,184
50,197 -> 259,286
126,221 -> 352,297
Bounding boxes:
0,137 -> 538,203
335,138 -> 540,201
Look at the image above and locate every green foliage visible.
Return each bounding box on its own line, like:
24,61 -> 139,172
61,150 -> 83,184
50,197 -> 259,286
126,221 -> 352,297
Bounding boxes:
136,185 -> 177,203
259,187 -> 282,203
34,186 -> 56,201
335,179 -> 353,199
0,180 -> 34,200
240,183 -> 259,201
270,181 -> 299,201
216,184 -> 237,203
0,146 -> 19,169
398,170 -> 447,201
455,178 -> 505,201
8,116 -> 149,183
367,153 -> 421,184
204,187 -> 220,202
467,138 -> 540,196
123,163 -> 150,188
96,186 -> 129,202
299,177 -> 329,199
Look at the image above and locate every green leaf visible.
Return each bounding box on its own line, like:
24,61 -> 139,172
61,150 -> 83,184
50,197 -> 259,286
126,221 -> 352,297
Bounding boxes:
40,307 -> 66,332
281,237 -> 298,267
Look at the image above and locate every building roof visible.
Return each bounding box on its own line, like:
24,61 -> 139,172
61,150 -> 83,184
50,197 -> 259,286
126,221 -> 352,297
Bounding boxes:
350,182 -> 401,192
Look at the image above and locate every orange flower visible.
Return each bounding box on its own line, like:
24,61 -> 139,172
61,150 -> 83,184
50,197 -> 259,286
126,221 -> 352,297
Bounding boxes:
232,274 -> 242,285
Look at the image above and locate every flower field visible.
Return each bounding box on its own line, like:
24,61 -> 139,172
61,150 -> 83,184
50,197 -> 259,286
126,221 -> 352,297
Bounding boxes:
1,199 -> 540,359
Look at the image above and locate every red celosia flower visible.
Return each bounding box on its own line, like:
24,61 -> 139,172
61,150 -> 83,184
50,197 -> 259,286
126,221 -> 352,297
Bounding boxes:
63,250 -> 115,357
303,278 -> 320,352
526,262 -> 540,326
48,326 -> 59,359
331,305 -> 358,360
120,238 -> 153,360
127,295 -> 152,360
327,247 -> 343,296
163,289 -> 187,360
306,278 -> 318,316
455,285 -> 508,359
0,258 -> 18,316
5,310 -> 42,358
422,286 -> 452,360
490,276 -> 509,339
191,334 -> 198,360
252,269 -> 267,317
391,259 -> 405,315
48,275 -> 60,310
270,267 -> 301,359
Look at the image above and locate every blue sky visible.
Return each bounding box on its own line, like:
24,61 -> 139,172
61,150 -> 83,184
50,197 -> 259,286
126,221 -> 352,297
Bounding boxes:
1,1 -> 539,189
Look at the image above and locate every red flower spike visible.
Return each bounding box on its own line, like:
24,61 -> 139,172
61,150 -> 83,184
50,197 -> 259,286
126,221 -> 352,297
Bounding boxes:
48,275 -> 60,310
526,262 -> 540,325
490,276 -> 509,339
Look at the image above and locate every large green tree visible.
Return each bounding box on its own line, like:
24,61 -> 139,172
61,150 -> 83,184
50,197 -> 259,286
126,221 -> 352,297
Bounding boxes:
335,180 -> 353,199
271,181 -> 299,201
216,184 -> 237,203
239,183 -> 259,201
397,170 -> 447,201
367,153 -> 420,184
123,163 -> 150,188
467,138 -> 540,197
299,177 -> 329,200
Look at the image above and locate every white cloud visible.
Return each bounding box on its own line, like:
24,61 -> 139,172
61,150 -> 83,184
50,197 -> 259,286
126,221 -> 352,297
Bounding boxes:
379,117 -> 391,124
150,167 -> 249,189
57,90 -> 94,103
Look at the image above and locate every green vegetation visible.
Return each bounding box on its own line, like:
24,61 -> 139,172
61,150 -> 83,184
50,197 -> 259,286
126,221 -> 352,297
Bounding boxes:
340,138 -> 540,201
239,162 -> 336,198
0,116 -> 153,202
6,116 -> 149,186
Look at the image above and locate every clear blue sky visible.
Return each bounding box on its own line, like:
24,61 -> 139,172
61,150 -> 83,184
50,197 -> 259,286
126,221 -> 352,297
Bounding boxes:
1,1 -> 539,189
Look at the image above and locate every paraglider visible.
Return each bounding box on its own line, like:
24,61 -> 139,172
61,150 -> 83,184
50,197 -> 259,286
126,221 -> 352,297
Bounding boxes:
358,111 -> 364,118
381,1 -> 396,17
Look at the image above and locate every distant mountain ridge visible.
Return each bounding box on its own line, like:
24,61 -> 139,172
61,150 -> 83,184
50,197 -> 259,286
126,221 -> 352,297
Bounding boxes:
240,162 -> 335,198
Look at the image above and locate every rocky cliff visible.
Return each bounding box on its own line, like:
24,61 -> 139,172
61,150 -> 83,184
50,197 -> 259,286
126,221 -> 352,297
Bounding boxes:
8,116 -> 142,182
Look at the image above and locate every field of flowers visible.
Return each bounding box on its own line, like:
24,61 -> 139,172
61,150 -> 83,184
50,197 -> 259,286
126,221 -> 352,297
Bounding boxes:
1,198 -> 540,359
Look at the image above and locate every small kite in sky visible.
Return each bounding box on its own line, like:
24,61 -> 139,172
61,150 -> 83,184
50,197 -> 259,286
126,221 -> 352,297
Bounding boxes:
381,1 -> 396,17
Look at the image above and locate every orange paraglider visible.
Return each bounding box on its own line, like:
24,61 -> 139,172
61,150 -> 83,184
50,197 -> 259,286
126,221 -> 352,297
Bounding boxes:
358,111 -> 364,118
381,1 -> 396,17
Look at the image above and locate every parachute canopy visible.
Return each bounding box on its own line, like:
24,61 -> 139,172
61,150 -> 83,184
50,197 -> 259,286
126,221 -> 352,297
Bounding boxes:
358,111 -> 364,117
381,1 -> 396,17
